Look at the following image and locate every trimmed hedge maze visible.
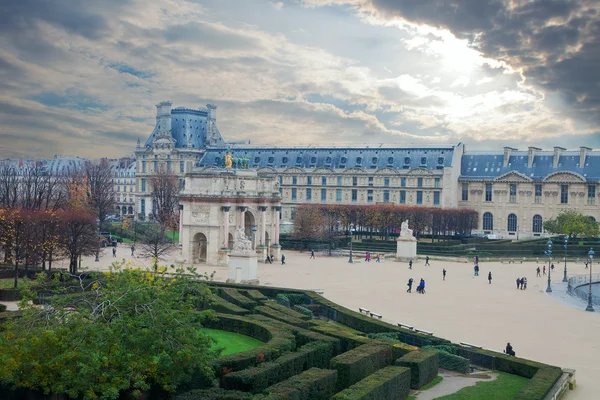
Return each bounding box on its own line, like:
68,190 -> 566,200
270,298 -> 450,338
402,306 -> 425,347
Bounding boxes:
181,282 -> 566,400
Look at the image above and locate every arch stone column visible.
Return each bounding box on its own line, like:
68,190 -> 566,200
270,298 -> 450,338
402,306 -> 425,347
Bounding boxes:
271,205 -> 282,261
258,205 -> 268,261
238,206 -> 247,229
221,206 -> 231,249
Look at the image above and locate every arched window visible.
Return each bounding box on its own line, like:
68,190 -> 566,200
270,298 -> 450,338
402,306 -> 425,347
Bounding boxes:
589,216 -> 596,222
508,214 -> 517,232
532,215 -> 543,233
483,212 -> 493,231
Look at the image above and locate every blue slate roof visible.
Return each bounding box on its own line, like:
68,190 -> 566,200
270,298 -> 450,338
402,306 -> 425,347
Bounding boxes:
460,151 -> 600,181
145,107 -> 225,149
197,146 -> 456,170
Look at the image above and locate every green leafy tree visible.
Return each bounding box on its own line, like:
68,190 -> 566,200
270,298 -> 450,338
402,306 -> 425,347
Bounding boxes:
0,262 -> 217,399
543,210 -> 599,238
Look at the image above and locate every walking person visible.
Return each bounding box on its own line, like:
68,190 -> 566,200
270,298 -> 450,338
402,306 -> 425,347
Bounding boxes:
543,265 -> 546,275
376,253 -> 381,263
474,264 -> 479,276
281,254 -> 286,265
520,278 -> 524,290
419,278 -> 426,294
536,266 -> 541,277
131,244 -> 135,257
310,249 -> 315,259
488,271 -> 492,284
523,277 -> 528,290
516,277 -> 521,289
112,247 -> 116,258
266,255 -> 272,264
425,256 -> 430,266
585,260 -> 589,269
551,263 -> 554,271
475,255 -> 479,265
407,278 -> 413,293
409,259 -> 413,270
443,268 -> 447,281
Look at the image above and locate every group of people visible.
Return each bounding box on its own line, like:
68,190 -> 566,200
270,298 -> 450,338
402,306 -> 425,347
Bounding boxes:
406,278 -> 426,294
364,252 -> 382,262
266,253 -> 285,264
407,256 -> 429,270
473,256 -> 480,276
516,277 -> 528,290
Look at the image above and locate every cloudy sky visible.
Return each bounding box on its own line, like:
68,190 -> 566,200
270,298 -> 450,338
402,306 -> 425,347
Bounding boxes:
1,0 -> 599,159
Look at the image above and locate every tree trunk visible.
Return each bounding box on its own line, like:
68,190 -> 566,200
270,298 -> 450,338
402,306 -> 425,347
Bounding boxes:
13,260 -> 18,289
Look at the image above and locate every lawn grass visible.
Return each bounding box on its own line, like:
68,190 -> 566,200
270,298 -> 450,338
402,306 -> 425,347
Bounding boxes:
433,371 -> 528,400
407,376 -> 443,399
0,278 -> 31,289
200,328 -> 264,356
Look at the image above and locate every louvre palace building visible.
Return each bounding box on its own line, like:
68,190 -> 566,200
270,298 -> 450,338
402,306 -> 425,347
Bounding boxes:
3,101 -> 599,240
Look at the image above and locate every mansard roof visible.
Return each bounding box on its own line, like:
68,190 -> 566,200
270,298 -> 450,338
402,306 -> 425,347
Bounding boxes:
460,150 -> 600,181
197,146 -> 456,170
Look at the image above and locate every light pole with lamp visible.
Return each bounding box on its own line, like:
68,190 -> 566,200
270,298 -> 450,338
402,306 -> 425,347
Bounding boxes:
348,223 -> 355,263
562,235 -> 569,282
545,239 -> 552,292
586,248 -> 595,312
251,225 -> 257,250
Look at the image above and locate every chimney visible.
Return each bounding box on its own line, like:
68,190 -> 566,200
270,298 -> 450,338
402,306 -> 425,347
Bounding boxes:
207,103 -> 217,120
155,101 -> 172,133
503,147 -> 517,167
527,146 -> 541,168
580,146 -> 592,168
553,146 -> 565,168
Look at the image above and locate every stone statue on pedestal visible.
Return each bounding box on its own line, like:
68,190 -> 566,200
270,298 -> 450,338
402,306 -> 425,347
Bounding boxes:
400,219 -> 414,238
233,228 -> 253,254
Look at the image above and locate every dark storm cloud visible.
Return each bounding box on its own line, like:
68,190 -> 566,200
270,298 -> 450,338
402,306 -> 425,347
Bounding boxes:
353,0 -> 600,122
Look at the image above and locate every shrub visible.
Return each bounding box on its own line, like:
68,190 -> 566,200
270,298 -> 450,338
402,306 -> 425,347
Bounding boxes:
265,301 -> 310,320
0,304 -> 6,312
174,388 -> 253,400
395,348 -> 439,389
206,314 -> 296,372
255,306 -> 311,329
275,294 -> 291,307
310,320 -> 370,352
424,346 -> 470,373
219,288 -> 257,309
259,368 -> 338,400
293,305 -> 313,319
286,293 -> 307,305
332,366 -> 411,400
366,333 -> 418,359
330,342 -> 394,391
514,367 -> 563,400
242,290 -> 268,302
207,295 -> 250,315
222,341 -> 334,393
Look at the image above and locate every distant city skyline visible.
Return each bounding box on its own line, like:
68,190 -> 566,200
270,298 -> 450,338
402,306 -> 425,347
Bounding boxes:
1,0 -> 599,159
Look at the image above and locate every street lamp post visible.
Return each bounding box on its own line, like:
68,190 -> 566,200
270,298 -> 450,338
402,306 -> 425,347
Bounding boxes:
563,236 -> 569,282
95,227 -> 100,262
545,239 -> 553,293
586,248 -> 595,312
348,223 -> 354,263
251,225 -> 257,250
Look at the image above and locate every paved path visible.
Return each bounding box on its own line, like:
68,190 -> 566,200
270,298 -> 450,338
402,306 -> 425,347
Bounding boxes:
38,250 -> 600,399
414,370 -> 498,400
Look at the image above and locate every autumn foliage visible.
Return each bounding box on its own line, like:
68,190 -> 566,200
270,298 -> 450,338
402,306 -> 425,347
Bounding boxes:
292,204 -> 478,241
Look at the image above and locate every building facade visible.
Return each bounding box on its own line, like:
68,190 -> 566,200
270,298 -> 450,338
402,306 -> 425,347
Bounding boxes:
458,146 -> 600,238
110,157 -> 136,217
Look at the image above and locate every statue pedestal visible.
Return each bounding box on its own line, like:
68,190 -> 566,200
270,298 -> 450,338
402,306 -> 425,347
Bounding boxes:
257,245 -> 268,262
217,248 -> 230,266
396,237 -> 417,261
227,252 -> 258,284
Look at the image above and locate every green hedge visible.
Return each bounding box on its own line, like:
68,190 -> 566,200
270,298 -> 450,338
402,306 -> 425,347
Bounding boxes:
219,288 -> 257,309
174,388 -> 253,400
257,368 -> 338,400
292,305 -> 313,319
276,294 -> 291,307
250,314 -> 342,355
330,342 -> 394,391
332,366 -> 411,400
423,346 -> 470,374
242,289 -> 268,302
205,314 -> 296,372
255,306 -> 311,329
366,333 -> 418,359
514,367 -> 563,400
395,348 -> 439,389
309,320 -> 370,352
222,341 -> 334,393
0,304 -> 6,312
286,293 -> 308,306
207,295 -> 250,315
265,301 -> 310,320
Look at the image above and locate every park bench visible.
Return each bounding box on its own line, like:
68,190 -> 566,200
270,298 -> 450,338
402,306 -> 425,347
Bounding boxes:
397,323 -> 414,330
369,312 -> 382,319
414,328 -> 433,336
501,258 -> 523,264
359,307 -> 370,314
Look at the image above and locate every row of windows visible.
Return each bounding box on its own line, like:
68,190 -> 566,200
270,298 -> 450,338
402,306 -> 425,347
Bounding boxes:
116,186 -> 134,192
285,176 -> 440,188
290,188 -> 440,205
240,156 -> 445,166
141,160 -> 185,174
483,213 -> 544,233
461,183 -> 596,205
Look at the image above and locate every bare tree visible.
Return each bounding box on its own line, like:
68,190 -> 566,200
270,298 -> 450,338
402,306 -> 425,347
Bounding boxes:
139,225 -> 173,270
84,159 -> 115,223
0,162 -> 19,208
150,170 -> 180,229
59,209 -> 98,274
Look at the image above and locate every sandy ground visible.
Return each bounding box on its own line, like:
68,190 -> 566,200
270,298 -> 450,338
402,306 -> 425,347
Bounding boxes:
23,249 -> 600,399
414,370 -> 499,400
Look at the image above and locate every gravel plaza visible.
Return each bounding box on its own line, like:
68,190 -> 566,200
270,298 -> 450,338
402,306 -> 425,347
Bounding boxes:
72,248 -> 599,399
